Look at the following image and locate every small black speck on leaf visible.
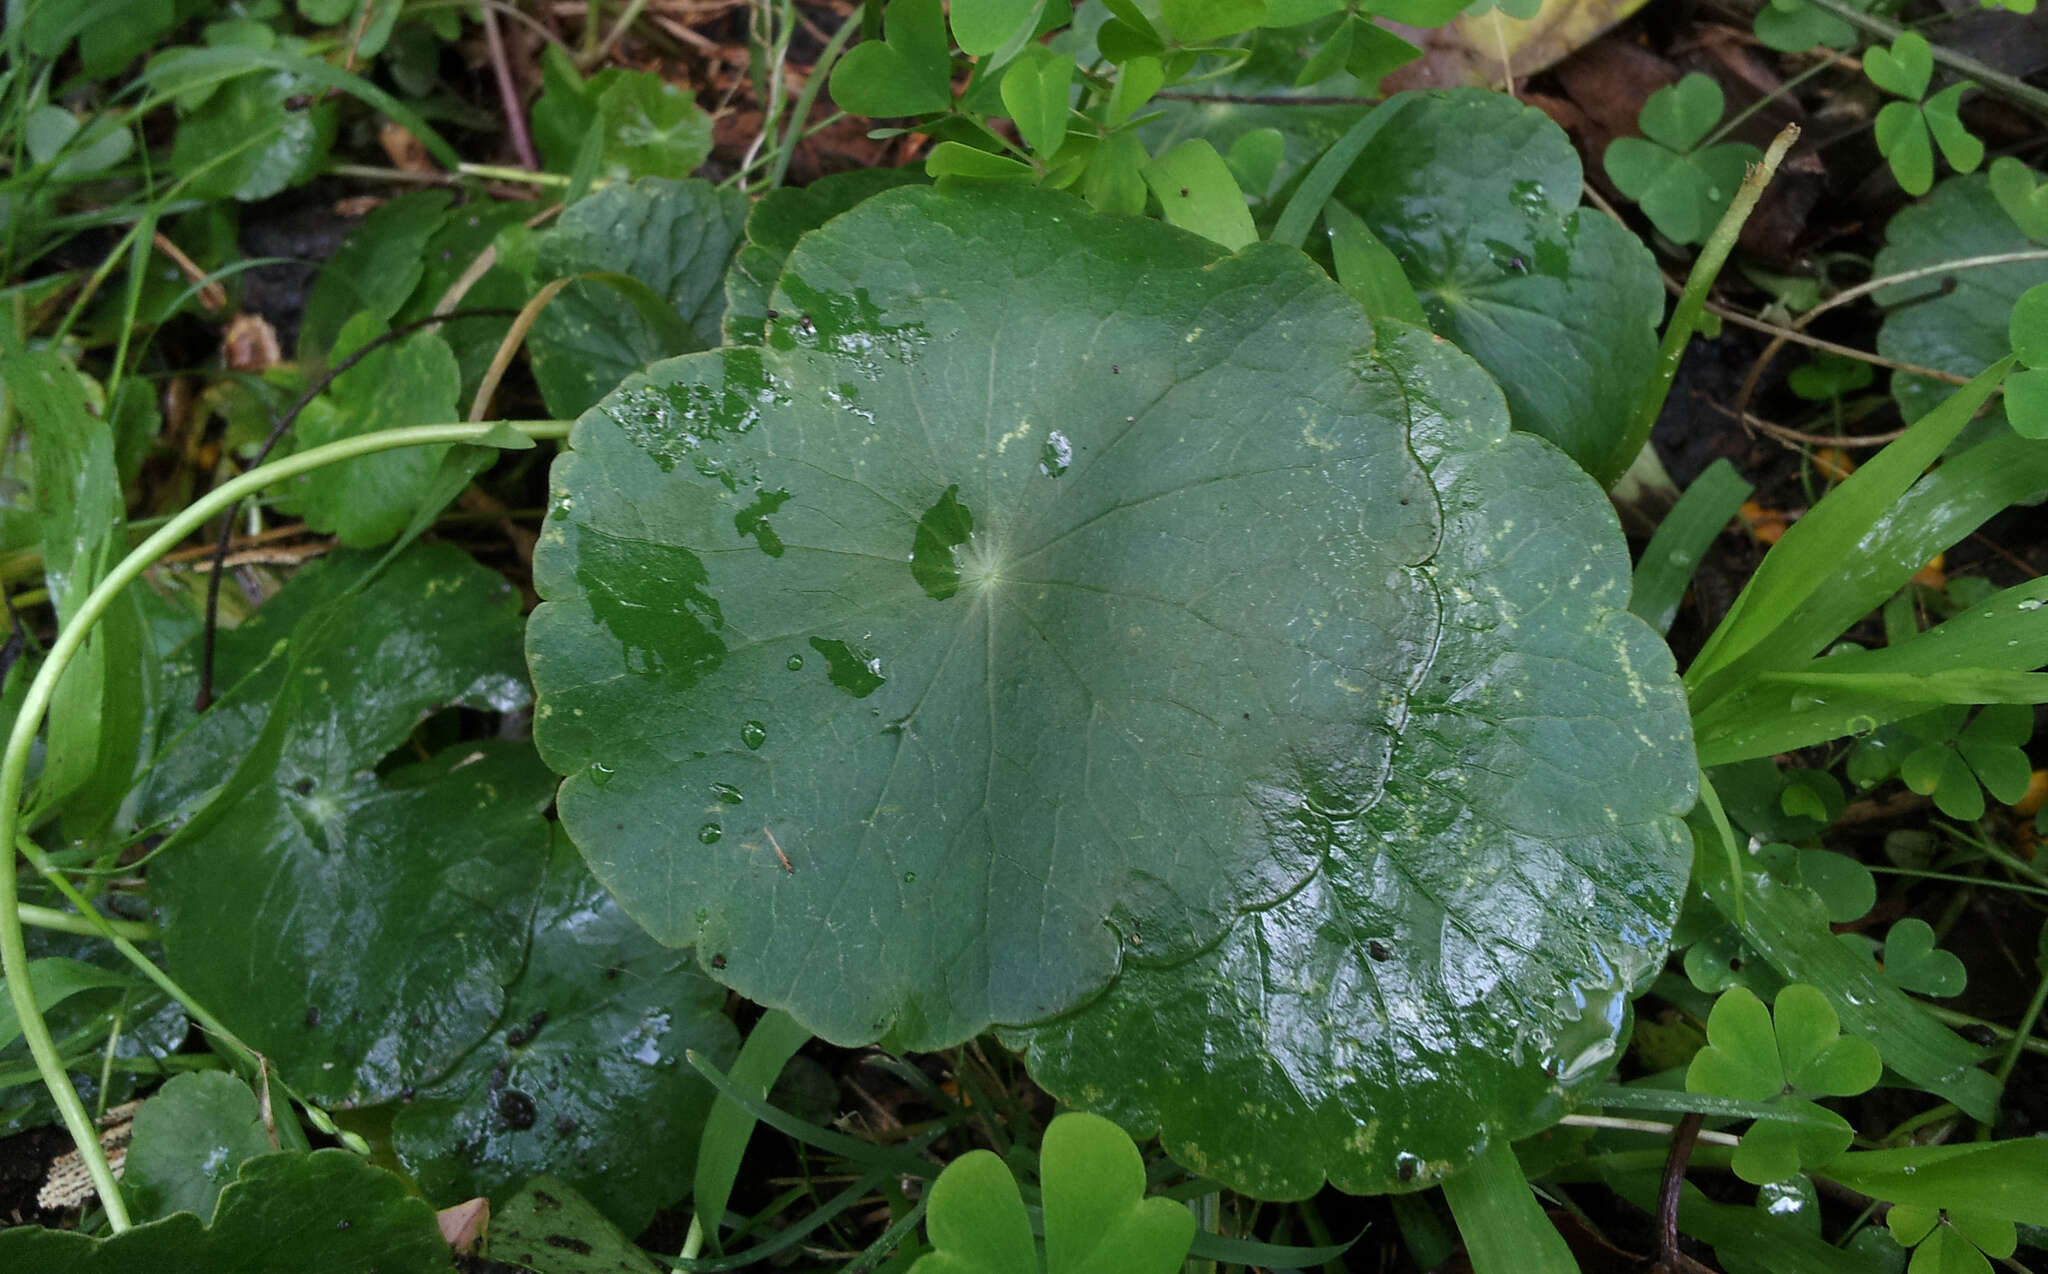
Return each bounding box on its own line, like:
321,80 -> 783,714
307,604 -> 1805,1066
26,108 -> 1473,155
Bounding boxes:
554,1115 -> 579,1137
533,1190 -> 560,1211
766,308 -> 779,319
1178,187 -> 1189,197
400,1086 -> 415,1102
603,965 -> 622,981
1396,1158 -> 1418,1182
1368,940 -> 1391,961
498,1089 -> 538,1130
292,778 -> 314,796
546,1234 -> 594,1254
304,1006 -> 320,1029
710,953 -> 727,969
508,1010 -> 549,1048
336,1219 -> 352,1230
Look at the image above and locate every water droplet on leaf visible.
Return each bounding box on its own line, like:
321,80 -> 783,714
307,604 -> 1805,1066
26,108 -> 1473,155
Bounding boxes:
741,721 -> 767,749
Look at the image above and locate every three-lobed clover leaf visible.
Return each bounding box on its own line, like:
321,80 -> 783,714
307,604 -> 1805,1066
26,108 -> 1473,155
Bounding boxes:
1888,1205 -> 2018,1274
1865,32 -> 1984,197
2007,281 -> 2048,438
1844,917 -> 1967,998
909,1113 -> 1195,1274
1899,703 -> 2033,821
1686,984 -> 1881,1184
1603,74 -> 1763,246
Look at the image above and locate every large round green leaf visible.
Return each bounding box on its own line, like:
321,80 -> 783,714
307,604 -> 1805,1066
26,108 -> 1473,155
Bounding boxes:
1334,88 -> 1663,487
1011,323 -> 1695,1198
530,186 -> 1691,1064
531,185 -> 1454,1048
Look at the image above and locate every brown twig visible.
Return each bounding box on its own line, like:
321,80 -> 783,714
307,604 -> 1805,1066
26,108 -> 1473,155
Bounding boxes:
151,233 -> 226,312
193,308 -> 520,711
1657,1113 -> 1705,1274
478,0 -> 540,170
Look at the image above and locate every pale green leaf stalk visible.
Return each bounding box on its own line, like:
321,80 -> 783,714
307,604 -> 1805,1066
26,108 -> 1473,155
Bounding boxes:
0,420 -> 566,1231
1622,123 -> 1800,484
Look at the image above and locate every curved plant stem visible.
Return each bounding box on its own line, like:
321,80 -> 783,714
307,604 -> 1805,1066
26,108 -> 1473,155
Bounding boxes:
196,308 -> 521,710
1794,0 -> 2048,118
469,279 -> 575,421
1733,250 -> 2048,421
1622,124 -> 1800,485
17,903 -> 156,942
1657,1113 -> 1706,1274
477,0 -> 538,170
764,8 -> 862,192
1559,1114 -> 1740,1146
0,418 -> 567,1231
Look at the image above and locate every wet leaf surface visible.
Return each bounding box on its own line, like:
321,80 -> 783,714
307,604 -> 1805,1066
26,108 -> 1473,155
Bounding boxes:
1335,88 -> 1663,485
155,740 -> 553,1105
723,167 -> 928,345
391,830 -> 737,1233
1012,323 -> 1694,1197
528,177 -> 751,417
147,546 -> 549,1105
529,184 -> 1694,1097
0,1149 -> 451,1271
490,1175 -> 664,1273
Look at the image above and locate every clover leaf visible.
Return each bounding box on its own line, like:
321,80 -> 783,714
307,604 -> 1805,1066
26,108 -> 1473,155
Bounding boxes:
1798,849 -> 1873,924
909,1113 -> 1195,1274
1864,918 -> 1967,998
1899,704 -> 2033,821
1686,984 -> 1881,1183
1866,33 -> 1983,197
1888,1205 -> 2018,1274
2007,281 -> 2048,438
1989,157 -> 2048,241
829,0 -> 954,117
1751,0 -> 1855,52
1604,74 -> 1764,245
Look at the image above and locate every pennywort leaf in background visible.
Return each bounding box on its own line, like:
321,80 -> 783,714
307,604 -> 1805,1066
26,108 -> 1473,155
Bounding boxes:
1333,89 -> 1663,485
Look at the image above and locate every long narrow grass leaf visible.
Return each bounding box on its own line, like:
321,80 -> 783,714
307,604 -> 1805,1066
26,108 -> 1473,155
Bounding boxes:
686,1047 -> 942,1179
1688,357 -> 2013,699
691,1010 -> 813,1253
1631,459 -> 1751,634
1269,95 -> 1413,250
1440,1141 -> 1580,1274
